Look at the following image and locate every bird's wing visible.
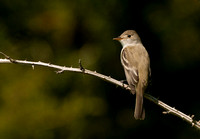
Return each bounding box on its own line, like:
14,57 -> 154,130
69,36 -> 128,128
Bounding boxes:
121,47 -> 139,94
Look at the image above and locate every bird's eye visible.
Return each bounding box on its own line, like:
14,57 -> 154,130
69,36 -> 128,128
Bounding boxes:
127,35 -> 131,38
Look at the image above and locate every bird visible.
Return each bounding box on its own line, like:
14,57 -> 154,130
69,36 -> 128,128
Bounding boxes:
113,30 -> 151,120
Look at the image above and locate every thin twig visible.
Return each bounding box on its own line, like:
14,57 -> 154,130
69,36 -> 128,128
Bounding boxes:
0,52 -> 199,130
79,59 -> 85,72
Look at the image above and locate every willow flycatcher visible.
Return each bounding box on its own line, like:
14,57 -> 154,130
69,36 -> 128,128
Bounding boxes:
113,30 -> 150,120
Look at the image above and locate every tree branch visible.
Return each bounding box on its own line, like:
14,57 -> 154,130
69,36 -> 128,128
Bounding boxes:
0,52 -> 200,130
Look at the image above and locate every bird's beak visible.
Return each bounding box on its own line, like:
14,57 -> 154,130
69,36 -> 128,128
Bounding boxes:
113,37 -> 122,41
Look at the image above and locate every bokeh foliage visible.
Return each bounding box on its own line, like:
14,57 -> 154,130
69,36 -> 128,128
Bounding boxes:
0,0 -> 200,138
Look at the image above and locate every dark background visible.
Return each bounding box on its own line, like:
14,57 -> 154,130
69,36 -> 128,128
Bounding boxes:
0,0 -> 200,138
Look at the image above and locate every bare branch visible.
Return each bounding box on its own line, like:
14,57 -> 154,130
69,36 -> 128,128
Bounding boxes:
0,52 -> 200,130
144,93 -> 200,129
0,52 -> 17,63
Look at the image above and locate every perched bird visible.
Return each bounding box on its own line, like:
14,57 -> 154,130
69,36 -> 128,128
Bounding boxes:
113,30 -> 151,120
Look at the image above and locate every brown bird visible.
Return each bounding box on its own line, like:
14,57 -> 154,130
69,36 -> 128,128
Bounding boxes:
113,30 -> 151,120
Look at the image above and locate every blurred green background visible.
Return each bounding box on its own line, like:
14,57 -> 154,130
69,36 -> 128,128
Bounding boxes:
0,0 -> 200,138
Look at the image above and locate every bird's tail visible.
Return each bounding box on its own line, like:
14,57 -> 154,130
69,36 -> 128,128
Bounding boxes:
134,84 -> 145,120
